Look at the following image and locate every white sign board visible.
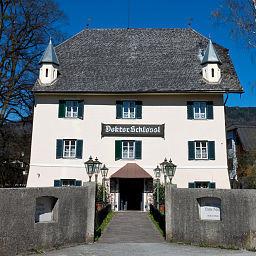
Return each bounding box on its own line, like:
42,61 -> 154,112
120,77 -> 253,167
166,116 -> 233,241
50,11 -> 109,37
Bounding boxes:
198,197 -> 221,221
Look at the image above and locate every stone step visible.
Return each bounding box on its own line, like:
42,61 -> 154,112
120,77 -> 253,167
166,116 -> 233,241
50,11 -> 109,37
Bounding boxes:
98,211 -> 164,243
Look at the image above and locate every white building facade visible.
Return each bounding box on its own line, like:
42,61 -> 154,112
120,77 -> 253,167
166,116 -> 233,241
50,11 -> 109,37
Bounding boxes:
27,28 -> 243,211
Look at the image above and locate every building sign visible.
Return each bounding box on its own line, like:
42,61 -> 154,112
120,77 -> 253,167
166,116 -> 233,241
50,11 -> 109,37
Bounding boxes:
101,123 -> 165,138
198,197 -> 221,221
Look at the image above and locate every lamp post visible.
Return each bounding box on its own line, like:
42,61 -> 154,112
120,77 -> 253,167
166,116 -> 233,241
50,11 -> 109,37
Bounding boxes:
166,158 -> 177,184
153,165 -> 161,210
93,157 -> 102,184
101,164 -> 109,203
84,156 -> 95,182
160,158 -> 168,187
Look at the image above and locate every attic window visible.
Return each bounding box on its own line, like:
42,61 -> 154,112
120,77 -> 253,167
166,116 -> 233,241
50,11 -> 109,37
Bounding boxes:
46,68 -> 49,77
211,68 -> 214,78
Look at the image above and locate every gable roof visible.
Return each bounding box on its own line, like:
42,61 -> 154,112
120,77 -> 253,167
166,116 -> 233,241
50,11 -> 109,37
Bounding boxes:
201,40 -> 222,65
227,125 -> 256,151
110,163 -> 152,179
34,28 -> 243,94
39,39 -> 59,66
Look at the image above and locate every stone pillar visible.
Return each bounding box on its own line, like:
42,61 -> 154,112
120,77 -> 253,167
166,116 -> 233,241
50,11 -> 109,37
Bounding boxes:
84,182 -> 96,243
165,183 -> 177,241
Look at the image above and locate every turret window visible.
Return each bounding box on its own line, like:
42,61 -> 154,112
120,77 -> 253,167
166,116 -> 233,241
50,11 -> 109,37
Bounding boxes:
211,68 -> 214,78
46,68 -> 49,77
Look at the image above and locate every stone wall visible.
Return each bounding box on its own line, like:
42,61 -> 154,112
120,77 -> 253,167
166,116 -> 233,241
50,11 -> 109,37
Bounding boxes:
0,183 -> 95,256
165,185 -> 256,250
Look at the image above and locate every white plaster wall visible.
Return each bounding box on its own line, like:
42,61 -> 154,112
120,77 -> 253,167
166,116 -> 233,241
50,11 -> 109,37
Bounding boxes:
27,94 -> 230,189
39,64 -> 58,84
202,63 -> 221,83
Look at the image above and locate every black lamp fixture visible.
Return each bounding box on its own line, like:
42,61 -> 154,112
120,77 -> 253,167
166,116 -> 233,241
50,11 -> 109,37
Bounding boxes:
84,156 -> 95,182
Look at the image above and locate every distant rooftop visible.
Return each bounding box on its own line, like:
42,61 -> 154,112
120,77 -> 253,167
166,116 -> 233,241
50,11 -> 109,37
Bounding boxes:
35,28 -> 243,94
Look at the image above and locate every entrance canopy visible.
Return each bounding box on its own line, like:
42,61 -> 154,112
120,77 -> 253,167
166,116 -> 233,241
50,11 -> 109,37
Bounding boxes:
110,163 -> 152,179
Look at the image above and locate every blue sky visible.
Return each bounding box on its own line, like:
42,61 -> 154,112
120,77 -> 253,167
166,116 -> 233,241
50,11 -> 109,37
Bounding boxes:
56,0 -> 256,107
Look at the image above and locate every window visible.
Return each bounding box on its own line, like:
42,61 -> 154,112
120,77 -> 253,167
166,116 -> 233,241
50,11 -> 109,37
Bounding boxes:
56,139 -> 83,159
123,101 -> 136,119
211,68 -> 215,77
65,101 -> 78,118
63,140 -> 76,158
122,141 -> 135,159
115,140 -> 142,160
195,141 -> 208,159
187,101 -> 213,120
46,68 -> 48,77
193,102 -> 206,119
188,182 -> 216,189
188,141 -> 215,160
54,179 -> 82,187
116,100 -> 142,119
58,100 -> 84,119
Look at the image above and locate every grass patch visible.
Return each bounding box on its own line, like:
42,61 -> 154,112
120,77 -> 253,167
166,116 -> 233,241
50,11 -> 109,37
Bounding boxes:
95,211 -> 115,241
148,212 -> 165,237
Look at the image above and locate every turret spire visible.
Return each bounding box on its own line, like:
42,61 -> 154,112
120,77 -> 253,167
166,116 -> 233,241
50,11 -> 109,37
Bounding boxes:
39,39 -> 59,66
39,39 -> 59,85
201,40 -> 221,65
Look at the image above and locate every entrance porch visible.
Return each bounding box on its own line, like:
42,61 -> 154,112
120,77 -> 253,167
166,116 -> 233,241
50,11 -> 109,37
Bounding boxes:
110,163 -> 153,211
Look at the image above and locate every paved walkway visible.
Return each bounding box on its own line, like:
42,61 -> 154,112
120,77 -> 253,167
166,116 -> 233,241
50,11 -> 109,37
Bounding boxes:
31,211 -> 256,256
98,211 -> 164,243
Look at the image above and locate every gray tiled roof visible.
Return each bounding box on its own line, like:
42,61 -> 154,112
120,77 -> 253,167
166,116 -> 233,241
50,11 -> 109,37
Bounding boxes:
237,126 -> 256,151
34,28 -> 243,93
39,39 -> 59,66
227,125 -> 256,151
201,40 -> 222,65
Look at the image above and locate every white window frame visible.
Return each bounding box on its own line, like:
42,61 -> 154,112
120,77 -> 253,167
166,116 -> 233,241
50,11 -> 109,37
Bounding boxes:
63,139 -> 76,158
193,102 -> 207,120
61,179 -> 76,187
122,101 -> 136,119
65,101 -> 78,118
195,141 -> 208,160
122,141 -> 135,159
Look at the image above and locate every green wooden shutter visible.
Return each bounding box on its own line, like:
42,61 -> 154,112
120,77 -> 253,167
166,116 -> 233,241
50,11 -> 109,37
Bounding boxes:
209,182 -> 216,189
135,141 -> 142,159
135,101 -> 142,119
54,180 -> 61,187
116,101 -> 123,119
206,101 -> 213,119
58,100 -> 66,118
56,139 -> 63,159
188,182 -> 195,188
187,101 -> 194,119
76,140 -> 83,159
115,140 -> 122,160
78,100 -> 84,119
188,141 -> 195,160
208,141 -> 215,160
75,180 -> 82,186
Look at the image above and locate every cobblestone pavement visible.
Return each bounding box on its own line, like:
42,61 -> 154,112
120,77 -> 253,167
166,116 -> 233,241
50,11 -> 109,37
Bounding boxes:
30,212 -> 256,256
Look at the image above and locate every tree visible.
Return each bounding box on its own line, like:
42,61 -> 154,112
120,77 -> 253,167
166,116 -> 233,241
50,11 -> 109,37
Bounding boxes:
0,0 -> 66,125
212,0 -> 256,48
0,0 -> 66,187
